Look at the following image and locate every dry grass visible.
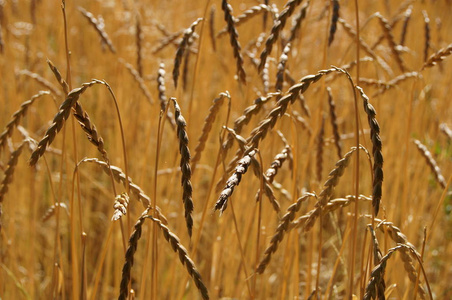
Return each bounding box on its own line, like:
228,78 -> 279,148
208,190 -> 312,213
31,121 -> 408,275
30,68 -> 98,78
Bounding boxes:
0,1 -> 451,299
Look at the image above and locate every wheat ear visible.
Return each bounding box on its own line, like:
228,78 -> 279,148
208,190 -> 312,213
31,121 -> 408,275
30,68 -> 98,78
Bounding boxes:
47,59 -> 69,94
172,98 -> 194,237
78,7 -> 116,53
287,1 -> 309,43
422,10 -> 431,62
275,43 -> 291,93
256,193 -> 314,274
209,5 -> 216,51
112,193 -> 129,221
217,4 -> 270,38
214,149 -> 257,214
376,12 -> 407,72
41,202 -> 69,222
316,115 -> 326,182
135,15 -> 143,76
367,225 -> 386,299
147,216 -> 209,300
119,59 -> 154,105
81,158 -> 168,223
17,69 -> 62,97
156,63 -> 176,129
421,43 -> 452,71
413,139 -> 447,189
326,87 -> 342,158
440,123 -> 452,140
173,18 -> 203,88
221,0 -> 246,83
29,80 -> 102,166
118,208 -> 150,300
0,142 -> 25,204
399,5 -> 413,46
258,0 -> 303,72
0,91 -> 50,152
356,86 -> 383,216
72,101 -> 109,161
328,0 -> 340,46
192,92 -> 230,167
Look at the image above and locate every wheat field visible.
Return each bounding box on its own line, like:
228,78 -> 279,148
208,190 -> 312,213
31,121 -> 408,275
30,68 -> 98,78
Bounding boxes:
0,0 -> 451,299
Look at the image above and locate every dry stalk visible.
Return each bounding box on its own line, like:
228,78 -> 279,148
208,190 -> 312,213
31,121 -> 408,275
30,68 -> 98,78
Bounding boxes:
326,87 -> 342,158
118,208 -> 150,300
29,80 -> 102,166
112,193 -> 129,221
119,59 -> 154,105
173,18 -> 203,88
375,12 -> 407,72
413,139 -> 447,189
221,0 -> 246,83
258,0 -> 304,72
214,149 -> 257,214
0,91 -> 50,152
147,216 -> 209,300
256,193 -> 314,274
172,98 -> 194,237
328,0 -> 340,46
192,92 -> 230,167
78,7 -> 116,53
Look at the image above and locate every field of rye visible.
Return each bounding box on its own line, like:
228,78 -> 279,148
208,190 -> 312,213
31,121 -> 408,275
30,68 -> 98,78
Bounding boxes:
0,0 -> 451,299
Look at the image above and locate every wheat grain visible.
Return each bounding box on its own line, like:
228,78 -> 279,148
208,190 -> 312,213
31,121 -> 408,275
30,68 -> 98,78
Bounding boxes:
221,0 -> 246,83
172,98 -> 194,237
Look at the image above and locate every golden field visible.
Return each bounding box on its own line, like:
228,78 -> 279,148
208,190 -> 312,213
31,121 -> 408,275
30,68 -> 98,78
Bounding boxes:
0,0 -> 451,299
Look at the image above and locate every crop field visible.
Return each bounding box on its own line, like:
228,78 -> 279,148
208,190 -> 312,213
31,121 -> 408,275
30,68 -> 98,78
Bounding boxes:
0,0 -> 451,299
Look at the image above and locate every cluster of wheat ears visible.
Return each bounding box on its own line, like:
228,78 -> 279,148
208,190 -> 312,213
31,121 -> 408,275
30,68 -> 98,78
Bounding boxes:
0,0 -> 451,299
